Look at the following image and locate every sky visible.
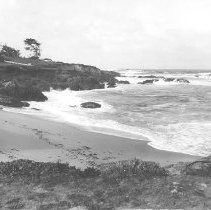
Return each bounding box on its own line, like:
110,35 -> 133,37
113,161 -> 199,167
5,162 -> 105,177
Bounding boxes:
1,0 -> 211,69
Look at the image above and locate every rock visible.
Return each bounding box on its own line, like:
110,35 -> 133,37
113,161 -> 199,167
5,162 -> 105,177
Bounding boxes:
163,78 -> 175,82
138,79 -> 158,84
31,108 -> 41,111
163,78 -> 190,83
68,76 -> 105,91
118,80 -> 130,84
107,78 -> 118,88
176,78 -> 190,83
0,80 -> 47,102
184,156 -> 211,176
81,102 -> 101,109
138,75 -> 165,79
0,95 -> 30,107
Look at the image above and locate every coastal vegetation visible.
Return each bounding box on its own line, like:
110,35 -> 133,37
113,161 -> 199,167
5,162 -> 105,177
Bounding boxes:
24,38 -> 41,59
0,158 -> 210,209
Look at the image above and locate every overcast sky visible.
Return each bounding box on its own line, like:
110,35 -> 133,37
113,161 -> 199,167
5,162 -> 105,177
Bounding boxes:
1,0 -> 211,69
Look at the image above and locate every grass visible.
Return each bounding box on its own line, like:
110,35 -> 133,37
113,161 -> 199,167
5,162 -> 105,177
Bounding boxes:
0,159 -> 210,209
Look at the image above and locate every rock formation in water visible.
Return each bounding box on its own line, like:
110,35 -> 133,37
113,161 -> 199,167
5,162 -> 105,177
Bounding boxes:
118,80 -> 130,84
81,102 -> 101,108
138,79 -> 159,84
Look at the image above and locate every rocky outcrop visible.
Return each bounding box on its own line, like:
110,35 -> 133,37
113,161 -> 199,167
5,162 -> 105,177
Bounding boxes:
138,79 -> 158,84
0,95 -> 29,107
163,78 -> 175,82
0,62 -> 119,92
0,60 -> 120,108
138,75 -> 164,79
81,102 -> 101,109
163,78 -> 190,83
118,80 -> 130,84
0,81 -> 47,102
68,76 -> 105,91
176,78 -> 190,83
137,77 -> 190,85
107,78 -> 118,88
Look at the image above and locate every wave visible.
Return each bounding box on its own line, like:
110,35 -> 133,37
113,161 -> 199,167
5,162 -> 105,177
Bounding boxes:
149,122 -> 211,156
116,69 -> 211,86
4,102 -> 211,157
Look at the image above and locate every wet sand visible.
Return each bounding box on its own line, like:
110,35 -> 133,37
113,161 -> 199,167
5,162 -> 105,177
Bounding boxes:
0,110 -> 200,168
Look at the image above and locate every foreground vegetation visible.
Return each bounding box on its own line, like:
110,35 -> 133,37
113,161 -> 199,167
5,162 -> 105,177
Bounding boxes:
0,158 -> 210,209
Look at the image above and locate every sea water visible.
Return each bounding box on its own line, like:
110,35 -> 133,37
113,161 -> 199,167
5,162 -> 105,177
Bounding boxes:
5,69 -> 211,156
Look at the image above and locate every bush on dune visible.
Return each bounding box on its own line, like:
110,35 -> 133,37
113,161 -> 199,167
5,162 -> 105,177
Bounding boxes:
0,159 -> 168,186
0,160 -> 100,185
184,156 -> 211,176
101,159 -> 168,184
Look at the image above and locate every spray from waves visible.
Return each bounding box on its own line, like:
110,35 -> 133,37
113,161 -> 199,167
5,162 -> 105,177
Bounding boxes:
116,69 -> 211,86
116,76 -> 211,86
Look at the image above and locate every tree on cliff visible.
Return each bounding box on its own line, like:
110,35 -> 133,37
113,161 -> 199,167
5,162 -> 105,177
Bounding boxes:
24,38 -> 41,59
0,44 -> 20,58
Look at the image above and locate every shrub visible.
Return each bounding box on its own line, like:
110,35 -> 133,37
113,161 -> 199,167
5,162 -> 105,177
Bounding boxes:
101,159 -> 168,184
184,158 -> 211,176
0,159 -> 101,185
80,167 -> 101,178
0,45 -> 20,58
0,55 -> 4,62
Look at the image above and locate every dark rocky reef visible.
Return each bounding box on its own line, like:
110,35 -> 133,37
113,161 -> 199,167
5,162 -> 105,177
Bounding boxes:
163,77 -> 190,83
117,80 -> 130,84
138,79 -> 158,84
163,77 -> 175,82
81,102 -> 101,109
176,78 -> 190,83
138,77 -> 190,85
107,78 -> 118,88
138,75 -> 165,79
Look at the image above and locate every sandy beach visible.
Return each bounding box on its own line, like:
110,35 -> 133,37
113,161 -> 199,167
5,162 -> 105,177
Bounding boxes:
0,109 -> 200,168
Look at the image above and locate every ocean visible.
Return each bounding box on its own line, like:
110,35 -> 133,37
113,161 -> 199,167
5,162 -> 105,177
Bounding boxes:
4,69 -> 211,157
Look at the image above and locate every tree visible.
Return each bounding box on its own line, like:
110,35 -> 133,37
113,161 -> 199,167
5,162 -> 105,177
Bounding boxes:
24,38 -> 41,59
0,44 -> 20,58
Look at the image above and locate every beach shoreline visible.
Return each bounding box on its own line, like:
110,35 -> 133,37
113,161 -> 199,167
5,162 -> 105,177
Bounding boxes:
0,109 -> 200,168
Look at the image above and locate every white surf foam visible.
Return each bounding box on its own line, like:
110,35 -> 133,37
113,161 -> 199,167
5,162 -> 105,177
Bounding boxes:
148,122 -> 211,156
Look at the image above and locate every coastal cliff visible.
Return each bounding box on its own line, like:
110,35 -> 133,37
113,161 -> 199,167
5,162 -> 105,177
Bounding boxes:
0,58 -> 120,107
